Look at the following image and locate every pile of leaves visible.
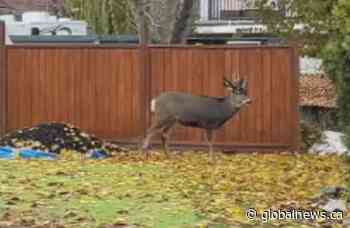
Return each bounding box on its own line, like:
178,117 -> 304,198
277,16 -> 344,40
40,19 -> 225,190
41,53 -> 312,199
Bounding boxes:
299,75 -> 337,108
0,122 -> 125,154
0,151 -> 348,227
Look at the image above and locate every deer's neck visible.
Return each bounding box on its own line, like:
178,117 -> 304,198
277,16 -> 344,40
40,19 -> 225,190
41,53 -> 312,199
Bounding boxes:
223,95 -> 242,114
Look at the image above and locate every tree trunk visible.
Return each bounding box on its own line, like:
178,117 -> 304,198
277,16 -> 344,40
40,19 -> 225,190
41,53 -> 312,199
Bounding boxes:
147,0 -> 180,43
133,0 -> 197,44
134,0 -> 151,44
171,0 -> 196,44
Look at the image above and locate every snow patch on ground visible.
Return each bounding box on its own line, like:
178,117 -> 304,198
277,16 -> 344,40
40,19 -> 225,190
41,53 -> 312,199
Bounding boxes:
300,57 -> 323,75
309,131 -> 349,156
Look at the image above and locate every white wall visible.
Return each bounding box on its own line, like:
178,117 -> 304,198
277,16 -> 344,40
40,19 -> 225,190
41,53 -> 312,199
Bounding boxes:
200,0 -> 209,20
199,0 -> 285,21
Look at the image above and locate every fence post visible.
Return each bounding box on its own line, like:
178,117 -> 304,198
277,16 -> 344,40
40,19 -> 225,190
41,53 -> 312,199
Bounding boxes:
0,21 -> 6,136
138,0 -> 151,135
292,45 -> 300,151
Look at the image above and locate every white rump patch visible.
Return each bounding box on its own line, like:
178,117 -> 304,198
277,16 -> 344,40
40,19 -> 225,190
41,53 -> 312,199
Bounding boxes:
151,99 -> 156,112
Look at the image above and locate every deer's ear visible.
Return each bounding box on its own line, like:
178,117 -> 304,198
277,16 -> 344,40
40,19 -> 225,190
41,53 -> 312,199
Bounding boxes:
240,80 -> 248,90
223,78 -> 230,87
223,77 -> 235,90
223,80 -> 231,88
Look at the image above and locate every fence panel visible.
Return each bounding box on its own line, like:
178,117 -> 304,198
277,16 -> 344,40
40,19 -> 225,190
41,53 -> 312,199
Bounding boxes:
6,47 -> 145,139
149,46 -> 298,149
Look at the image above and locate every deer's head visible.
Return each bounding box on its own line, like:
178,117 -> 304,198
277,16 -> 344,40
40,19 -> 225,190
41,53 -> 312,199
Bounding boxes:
223,77 -> 252,108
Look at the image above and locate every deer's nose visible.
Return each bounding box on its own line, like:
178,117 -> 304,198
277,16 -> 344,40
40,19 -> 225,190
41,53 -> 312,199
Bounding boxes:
245,99 -> 252,104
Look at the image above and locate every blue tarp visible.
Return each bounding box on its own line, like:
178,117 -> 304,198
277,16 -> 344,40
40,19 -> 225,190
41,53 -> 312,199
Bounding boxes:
0,147 -> 57,160
0,147 -> 110,160
88,150 -> 110,159
0,147 -> 16,159
20,149 -> 57,160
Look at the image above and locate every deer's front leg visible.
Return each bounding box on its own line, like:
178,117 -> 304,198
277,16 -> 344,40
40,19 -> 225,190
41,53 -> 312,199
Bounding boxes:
205,129 -> 214,161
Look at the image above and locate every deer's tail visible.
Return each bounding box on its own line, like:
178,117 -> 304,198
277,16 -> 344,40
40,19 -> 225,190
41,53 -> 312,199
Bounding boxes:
150,99 -> 156,113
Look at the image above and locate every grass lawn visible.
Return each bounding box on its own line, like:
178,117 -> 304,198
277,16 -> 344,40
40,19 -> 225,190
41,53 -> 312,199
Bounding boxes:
0,150 -> 348,228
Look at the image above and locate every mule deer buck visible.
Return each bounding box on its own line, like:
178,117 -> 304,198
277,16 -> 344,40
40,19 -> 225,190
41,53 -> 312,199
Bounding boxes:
142,77 -> 251,159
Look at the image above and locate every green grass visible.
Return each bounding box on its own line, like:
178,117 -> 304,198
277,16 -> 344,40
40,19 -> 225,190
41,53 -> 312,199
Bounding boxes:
0,151 -> 348,227
0,156 -> 208,227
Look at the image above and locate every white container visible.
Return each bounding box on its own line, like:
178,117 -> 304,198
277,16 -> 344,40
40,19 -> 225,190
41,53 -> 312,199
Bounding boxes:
6,23 -> 30,35
58,18 -> 72,22
48,16 -> 58,22
0,15 -> 15,23
29,21 -> 88,36
22,11 -> 50,23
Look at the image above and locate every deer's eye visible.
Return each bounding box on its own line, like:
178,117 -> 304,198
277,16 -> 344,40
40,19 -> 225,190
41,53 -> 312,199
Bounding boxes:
239,88 -> 247,95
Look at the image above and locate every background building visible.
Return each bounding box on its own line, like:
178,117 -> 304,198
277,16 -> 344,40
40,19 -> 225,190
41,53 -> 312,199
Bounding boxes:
0,0 -> 88,44
0,0 -> 65,15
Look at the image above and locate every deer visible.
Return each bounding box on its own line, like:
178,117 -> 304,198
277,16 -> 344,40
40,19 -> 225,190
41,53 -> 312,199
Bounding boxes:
141,76 -> 252,160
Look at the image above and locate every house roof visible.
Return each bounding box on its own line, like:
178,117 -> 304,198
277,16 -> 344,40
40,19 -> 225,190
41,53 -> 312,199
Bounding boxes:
299,74 -> 337,108
0,0 -> 65,14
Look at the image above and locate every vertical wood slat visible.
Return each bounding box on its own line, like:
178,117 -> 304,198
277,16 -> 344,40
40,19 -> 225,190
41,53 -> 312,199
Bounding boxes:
79,49 -> 89,131
118,50 -> 127,137
282,49 -> 292,144
111,50 -> 120,136
292,46 -> 301,150
31,51 -> 47,125
95,49 -> 107,135
0,22 -> 6,136
228,49 -> 240,142
238,49 -> 249,142
256,49 -> 263,143
23,49 -> 33,127
262,48 -> 272,143
270,49 -> 281,143
7,49 -> 20,131
279,49 -> 287,143
247,49 -> 258,143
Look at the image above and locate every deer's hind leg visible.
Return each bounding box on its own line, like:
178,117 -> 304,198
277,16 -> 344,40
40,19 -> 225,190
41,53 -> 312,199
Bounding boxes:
160,120 -> 176,157
142,117 -> 175,154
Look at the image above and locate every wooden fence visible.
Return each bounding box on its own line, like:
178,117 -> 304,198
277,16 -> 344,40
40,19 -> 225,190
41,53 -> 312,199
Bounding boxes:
0,26 -> 300,151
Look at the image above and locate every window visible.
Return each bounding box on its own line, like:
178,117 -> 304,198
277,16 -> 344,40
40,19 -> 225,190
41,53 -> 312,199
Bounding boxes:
31,28 -> 40,36
14,13 -> 22,22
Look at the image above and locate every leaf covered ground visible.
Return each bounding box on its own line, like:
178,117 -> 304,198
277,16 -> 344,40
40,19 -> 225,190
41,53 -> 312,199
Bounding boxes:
0,150 -> 348,228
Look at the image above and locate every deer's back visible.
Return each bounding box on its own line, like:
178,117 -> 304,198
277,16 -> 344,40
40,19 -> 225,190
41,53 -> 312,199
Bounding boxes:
154,92 -> 234,129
